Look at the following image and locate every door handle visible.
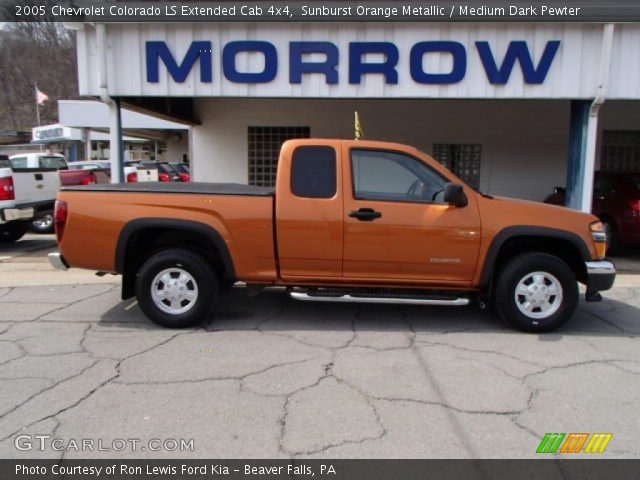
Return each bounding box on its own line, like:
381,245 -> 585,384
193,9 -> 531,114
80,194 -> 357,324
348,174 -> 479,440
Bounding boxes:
349,208 -> 382,221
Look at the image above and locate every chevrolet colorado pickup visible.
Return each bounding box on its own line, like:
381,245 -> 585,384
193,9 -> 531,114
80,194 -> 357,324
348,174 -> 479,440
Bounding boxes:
49,139 -> 615,332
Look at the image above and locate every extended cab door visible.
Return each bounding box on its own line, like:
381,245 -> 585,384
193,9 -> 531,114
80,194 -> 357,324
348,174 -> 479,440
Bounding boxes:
276,140 -> 344,279
341,143 -> 481,286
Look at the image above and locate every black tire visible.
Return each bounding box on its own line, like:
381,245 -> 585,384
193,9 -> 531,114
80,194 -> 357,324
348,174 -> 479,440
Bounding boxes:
601,217 -> 620,256
495,253 -> 578,333
0,221 -> 28,243
29,211 -> 54,234
135,248 -> 219,328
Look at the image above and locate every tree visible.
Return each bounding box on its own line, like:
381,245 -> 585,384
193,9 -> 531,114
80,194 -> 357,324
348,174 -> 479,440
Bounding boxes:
0,21 -> 79,131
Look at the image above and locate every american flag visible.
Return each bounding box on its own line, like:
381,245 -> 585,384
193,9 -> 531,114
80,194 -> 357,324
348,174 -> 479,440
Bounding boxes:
35,86 -> 49,105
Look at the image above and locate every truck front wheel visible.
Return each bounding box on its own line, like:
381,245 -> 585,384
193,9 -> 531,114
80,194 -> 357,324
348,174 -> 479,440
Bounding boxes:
135,248 -> 219,328
495,253 -> 578,333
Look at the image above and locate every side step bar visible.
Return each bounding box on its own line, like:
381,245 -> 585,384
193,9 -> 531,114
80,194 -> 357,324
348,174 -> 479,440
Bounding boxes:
290,291 -> 469,306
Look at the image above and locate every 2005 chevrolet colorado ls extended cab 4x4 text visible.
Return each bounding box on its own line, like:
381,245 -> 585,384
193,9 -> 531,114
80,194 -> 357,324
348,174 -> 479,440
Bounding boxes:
49,139 -> 615,332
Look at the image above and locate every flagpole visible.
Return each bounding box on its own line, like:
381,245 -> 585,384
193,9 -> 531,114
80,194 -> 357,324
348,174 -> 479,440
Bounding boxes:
34,84 -> 41,126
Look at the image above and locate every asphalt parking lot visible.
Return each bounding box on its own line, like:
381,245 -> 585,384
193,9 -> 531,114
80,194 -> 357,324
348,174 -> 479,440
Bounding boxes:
0,236 -> 639,459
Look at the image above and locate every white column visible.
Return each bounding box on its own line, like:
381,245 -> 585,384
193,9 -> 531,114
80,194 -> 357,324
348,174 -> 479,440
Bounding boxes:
108,101 -> 122,183
579,23 -> 615,213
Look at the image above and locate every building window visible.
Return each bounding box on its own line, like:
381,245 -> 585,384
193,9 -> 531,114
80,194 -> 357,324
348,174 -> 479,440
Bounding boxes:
601,131 -> 640,171
248,126 -> 310,187
291,146 -> 337,199
432,144 -> 482,189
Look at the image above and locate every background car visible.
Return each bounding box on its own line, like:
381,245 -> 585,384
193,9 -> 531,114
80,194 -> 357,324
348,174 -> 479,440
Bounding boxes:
544,171 -> 640,253
1,154 -> 61,238
68,161 -> 138,184
8,153 -> 67,234
169,162 -> 191,182
129,161 -> 186,182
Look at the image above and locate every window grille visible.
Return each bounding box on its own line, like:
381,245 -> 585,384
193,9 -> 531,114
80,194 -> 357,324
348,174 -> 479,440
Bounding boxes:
248,126 -> 310,186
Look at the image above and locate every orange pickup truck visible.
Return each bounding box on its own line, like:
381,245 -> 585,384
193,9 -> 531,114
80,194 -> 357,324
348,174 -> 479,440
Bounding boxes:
49,139 -> 615,332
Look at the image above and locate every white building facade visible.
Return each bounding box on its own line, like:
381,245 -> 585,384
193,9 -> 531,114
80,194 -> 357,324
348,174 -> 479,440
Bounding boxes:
75,22 -> 640,206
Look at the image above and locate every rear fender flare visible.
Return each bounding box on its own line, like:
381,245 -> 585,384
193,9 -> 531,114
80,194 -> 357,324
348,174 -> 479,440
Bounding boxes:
115,218 -> 236,279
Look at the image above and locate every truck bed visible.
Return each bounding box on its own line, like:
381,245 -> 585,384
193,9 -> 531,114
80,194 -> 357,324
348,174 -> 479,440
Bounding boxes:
56,183 -> 277,281
62,182 -> 275,196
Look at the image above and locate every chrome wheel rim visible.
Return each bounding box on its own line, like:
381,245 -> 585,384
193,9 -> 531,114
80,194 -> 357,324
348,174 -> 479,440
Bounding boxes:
514,271 -> 563,320
151,268 -> 198,315
33,214 -> 53,229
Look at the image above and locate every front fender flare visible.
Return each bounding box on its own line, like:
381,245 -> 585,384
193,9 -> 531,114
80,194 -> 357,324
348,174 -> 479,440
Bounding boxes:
478,225 -> 591,288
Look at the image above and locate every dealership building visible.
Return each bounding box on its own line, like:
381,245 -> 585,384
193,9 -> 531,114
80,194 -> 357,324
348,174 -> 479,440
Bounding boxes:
74,22 -> 640,209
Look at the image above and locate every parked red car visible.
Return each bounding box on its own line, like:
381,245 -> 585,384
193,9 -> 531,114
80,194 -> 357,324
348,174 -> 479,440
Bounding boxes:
544,171 -> 640,253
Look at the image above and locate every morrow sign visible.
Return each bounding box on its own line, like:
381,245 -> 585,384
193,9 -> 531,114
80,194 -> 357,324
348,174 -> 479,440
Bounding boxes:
146,40 -> 561,85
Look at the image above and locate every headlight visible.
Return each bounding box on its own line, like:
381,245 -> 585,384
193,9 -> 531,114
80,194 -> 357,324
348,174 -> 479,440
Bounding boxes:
590,221 -> 607,258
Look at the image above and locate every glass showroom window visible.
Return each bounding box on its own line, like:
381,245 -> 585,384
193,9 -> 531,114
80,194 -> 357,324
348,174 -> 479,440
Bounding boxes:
601,131 -> 640,172
248,126 -> 310,187
433,143 -> 482,190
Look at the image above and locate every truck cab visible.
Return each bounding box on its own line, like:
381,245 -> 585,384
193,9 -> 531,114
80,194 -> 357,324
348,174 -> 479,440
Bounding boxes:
274,140 -> 481,286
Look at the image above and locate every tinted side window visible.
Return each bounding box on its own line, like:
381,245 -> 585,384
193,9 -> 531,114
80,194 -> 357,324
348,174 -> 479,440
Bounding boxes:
291,146 -> 337,199
351,149 -> 448,203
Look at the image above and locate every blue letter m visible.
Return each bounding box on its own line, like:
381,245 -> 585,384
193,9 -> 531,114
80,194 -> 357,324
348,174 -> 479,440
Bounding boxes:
476,40 -> 560,85
146,41 -> 212,83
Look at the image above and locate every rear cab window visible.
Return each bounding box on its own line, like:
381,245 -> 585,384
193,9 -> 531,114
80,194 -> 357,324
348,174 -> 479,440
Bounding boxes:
291,146 -> 337,199
39,156 -> 67,170
10,157 -> 27,169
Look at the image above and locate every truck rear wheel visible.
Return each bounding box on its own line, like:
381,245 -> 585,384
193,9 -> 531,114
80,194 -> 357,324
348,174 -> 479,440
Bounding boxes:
135,248 -> 219,328
0,221 -> 28,243
495,253 -> 578,333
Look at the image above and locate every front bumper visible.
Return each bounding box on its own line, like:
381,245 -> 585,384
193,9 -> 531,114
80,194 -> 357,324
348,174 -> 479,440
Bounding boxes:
48,252 -> 69,271
585,260 -> 616,296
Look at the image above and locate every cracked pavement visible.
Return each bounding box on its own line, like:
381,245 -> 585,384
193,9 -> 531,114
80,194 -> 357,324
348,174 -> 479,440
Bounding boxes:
0,277 -> 639,459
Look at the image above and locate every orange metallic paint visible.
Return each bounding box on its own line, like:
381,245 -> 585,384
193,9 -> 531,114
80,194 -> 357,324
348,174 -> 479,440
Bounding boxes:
276,139 -> 344,279
58,191 -> 277,282
340,141 -> 481,286
58,139 -> 602,291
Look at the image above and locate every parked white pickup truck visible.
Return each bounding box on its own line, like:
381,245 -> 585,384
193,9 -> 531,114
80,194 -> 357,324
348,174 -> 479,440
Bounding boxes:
0,155 -> 61,242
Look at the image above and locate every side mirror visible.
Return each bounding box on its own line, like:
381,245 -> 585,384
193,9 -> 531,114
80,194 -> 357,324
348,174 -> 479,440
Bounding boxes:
443,183 -> 468,207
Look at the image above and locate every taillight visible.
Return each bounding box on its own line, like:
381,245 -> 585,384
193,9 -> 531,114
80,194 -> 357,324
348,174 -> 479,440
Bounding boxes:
0,176 -> 15,201
126,172 -> 138,183
54,200 -> 68,244
80,172 -> 97,185
179,173 -> 190,182
158,173 -> 170,182
629,199 -> 640,212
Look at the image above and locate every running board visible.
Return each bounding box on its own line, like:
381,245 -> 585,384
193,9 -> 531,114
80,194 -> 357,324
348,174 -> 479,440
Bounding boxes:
290,291 -> 469,306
